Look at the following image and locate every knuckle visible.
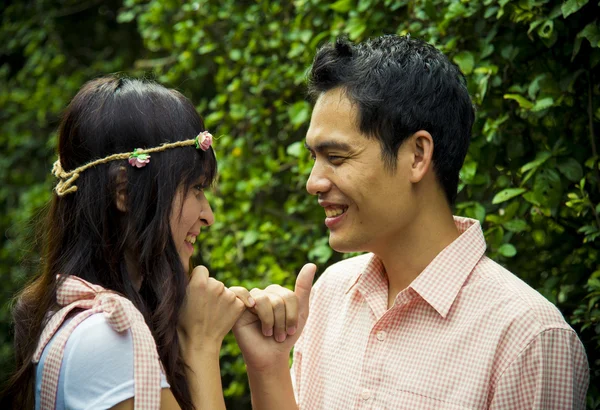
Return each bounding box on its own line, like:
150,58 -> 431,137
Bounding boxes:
224,290 -> 237,303
249,288 -> 263,297
282,292 -> 297,303
208,278 -> 225,293
270,296 -> 285,310
252,294 -> 269,305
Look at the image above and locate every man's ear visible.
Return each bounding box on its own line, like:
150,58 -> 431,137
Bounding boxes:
407,130 -> 434,184
114,166 -> 128,212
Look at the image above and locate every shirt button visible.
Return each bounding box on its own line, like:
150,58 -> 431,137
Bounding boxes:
376,330 -> 386,341
361,389 -> 371,400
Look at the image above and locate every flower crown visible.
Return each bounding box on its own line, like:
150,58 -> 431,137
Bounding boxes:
52,131 -> 213,197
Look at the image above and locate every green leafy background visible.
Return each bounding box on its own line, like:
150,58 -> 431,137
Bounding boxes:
1,0 -> 599,408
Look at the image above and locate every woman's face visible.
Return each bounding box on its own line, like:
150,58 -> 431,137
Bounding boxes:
169,178 -> 215,271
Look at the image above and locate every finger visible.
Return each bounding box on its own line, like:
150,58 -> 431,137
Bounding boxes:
266,293 -> 287,343
250,289 -> 274,337
229,286 -> 256,308
295,263 -> 317,312
207,277 -> 225,295
224,288 -> 247,314
268,286 -> 298,336
188,265 -> 209,290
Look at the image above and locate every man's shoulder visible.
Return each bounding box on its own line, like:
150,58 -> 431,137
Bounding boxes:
473,256 -> 571,330
314,253 -> 372,293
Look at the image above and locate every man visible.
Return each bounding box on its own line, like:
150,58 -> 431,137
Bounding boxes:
233,35 -> 589,409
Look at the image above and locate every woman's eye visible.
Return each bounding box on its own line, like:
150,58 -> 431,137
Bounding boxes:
194,185 -> 204,192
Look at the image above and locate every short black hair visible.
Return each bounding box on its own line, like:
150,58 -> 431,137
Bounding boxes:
308,35 -> 475,205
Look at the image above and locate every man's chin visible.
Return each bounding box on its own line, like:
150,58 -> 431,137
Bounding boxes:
328,234 -> 365,254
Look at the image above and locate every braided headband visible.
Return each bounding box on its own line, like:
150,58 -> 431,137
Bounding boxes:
52,131 -> 213,197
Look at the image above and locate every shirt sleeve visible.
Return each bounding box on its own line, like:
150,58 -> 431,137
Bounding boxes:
490,327 -> 589,409
291,338 -> 303,403
61,314 -> 169,409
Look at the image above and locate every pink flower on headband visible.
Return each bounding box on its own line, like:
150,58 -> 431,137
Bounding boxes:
195,131 -> 213,151
129,149 -> 151,168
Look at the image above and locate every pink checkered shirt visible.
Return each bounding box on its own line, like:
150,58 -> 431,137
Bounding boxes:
292,217 -> 589,409
32,275 -> 162,410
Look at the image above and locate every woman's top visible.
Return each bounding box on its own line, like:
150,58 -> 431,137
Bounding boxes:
32,275 -> 166,410
34,314 -> 170,409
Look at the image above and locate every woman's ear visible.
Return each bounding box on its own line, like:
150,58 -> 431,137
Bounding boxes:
114,166 -> 128,212
407,130 -> 434,184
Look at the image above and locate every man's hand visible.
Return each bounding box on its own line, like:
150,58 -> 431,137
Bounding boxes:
230,263 -> 317,371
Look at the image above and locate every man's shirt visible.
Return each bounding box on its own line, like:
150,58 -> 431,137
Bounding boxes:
291,217 -> 589,409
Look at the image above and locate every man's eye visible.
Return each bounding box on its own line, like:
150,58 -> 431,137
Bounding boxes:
328,155 -> 343,163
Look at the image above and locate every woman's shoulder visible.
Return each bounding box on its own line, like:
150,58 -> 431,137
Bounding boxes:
37,313 -> 168,409
36,313 -> 136,409
64,312 -> 134,363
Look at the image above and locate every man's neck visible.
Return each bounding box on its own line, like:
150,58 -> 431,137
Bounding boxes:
374,205 -> 460,309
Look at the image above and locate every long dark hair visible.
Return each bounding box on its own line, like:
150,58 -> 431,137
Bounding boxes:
1,76 -> 217,409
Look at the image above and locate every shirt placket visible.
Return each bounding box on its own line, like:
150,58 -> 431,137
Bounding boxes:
357,287 -> 415,410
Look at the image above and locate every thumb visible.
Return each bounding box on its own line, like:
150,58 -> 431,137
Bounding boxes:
295,263 -> 317,311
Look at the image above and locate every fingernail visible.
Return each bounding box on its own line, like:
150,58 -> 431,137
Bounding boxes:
287,326 -> 297,335
265,328 -> 273,337
248,296 -> 255,307
276,334 -> 286,343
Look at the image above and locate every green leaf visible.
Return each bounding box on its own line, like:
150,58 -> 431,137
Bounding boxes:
503,219 -> 528,233
358,0 -> 373,12
287,101 -> 310,128
498,243 -> 517,257
229,49 -> 242,61
561,0 -> 589,18
453,51 -> 475,75
521,151 -> 552,173
286,141 -> 303,158
504,94 -> 534,109
558,158 -> 584,182
346,18 -> 367,40
117,10 -> 136,23
242,230 -> 259,246
330,0 -> 353,12
531,97 -> 554,112
492,188 -> 527,204
574,22 -> 600,59
533,168 -> 563,208
537,20 -> 554,39
527,74 -> 547,99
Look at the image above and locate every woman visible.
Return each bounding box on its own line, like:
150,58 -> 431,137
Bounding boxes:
0,76 -> 299,409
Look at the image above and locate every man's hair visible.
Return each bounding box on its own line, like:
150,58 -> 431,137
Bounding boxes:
308,35 -> 475,205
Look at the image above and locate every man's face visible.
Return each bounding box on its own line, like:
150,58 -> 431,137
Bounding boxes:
305,88 -> 417,255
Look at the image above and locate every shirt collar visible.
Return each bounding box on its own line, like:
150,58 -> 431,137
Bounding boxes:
344,216 -> 487,318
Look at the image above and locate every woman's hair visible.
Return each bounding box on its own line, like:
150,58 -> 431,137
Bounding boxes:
1,76 -> 217,409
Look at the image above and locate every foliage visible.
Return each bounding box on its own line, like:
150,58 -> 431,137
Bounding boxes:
1,0 -> 599,407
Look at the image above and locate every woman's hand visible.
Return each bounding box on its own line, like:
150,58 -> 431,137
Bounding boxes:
177,265 -> 250,354
176,266 -> 255,410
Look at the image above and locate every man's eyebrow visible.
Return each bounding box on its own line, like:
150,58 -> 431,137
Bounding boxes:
304,140 -> 353,153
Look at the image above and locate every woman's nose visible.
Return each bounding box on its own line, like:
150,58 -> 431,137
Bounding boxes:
200,199 -> 215,226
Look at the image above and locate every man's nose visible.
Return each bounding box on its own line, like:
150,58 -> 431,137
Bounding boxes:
306,162 -> 331,196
